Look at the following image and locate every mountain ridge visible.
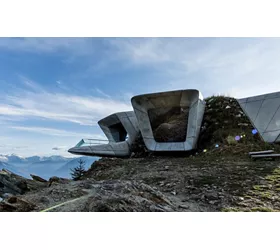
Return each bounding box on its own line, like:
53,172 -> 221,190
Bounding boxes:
0,154 -> 99,179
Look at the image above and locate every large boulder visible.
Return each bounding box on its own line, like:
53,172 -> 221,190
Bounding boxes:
0,196 -> 36,212
152,110 -> 188,142
30,174 -> 48,183
0,169 -> 48,197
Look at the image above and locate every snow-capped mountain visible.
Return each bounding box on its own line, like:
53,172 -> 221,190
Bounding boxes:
25,156 -> 42,163
0,154 -> 99,179
0,155 -> 8,162
3,154 -> 27,164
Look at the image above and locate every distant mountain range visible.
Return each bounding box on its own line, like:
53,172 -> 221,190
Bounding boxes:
0,154 -> 99,179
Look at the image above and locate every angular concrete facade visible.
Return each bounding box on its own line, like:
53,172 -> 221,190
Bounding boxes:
131,89 -> 205,151
238,91 -> 280,143
68,111 -> 139,157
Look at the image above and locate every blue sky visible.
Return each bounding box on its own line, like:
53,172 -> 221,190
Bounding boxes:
1,37 -> 280,157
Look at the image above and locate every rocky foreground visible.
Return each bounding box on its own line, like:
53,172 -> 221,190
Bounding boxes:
1,154 -> 280,212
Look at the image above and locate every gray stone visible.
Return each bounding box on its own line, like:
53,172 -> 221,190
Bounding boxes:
209,200 -> 219,205
205,192 -> 219,200
30,174 -> 48,183
178,204 -> 189,209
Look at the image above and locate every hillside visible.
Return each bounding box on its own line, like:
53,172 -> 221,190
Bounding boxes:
0,155 -> 98,179
0,161 -> 29,177
1,96 -> 280,212
197,96 -> 280,153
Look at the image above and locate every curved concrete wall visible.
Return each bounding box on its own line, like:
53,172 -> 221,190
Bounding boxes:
98,111 -> 139,146
131,89 -> 205,151
238,91 -> 280,143
68,111 -> 140,157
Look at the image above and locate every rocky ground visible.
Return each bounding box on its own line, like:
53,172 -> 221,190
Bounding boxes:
1,154 -> 280,212
82,155 -> 280,212
1,95 -> 280,212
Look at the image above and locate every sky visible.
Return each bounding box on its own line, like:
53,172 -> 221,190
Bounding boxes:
1,37 -> 280,157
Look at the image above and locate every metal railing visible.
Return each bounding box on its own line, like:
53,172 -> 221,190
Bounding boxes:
75,138 -> 109,147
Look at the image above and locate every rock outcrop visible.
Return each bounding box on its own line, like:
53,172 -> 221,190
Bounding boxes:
1,179 -> 176,212
0,169 -> 48,198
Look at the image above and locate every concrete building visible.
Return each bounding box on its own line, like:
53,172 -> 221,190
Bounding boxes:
238,91 -> 280,143
131,89 -> 205,151
68,111 -> 139,157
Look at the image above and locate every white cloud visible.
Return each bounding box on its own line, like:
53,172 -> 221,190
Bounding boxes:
109,38 -> 171,64
3,38 -> 280,99
5,38 -> 280,100
9,126 -> 106,139
95,88 -> 111,99
0,78 -> 132,125
108,38 -> 280,98
0,155 -> 8,162
19,75 -> 46,92
52,146 -> 67,151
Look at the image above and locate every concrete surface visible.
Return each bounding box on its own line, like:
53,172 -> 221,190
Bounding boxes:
68,111 -> 139,157
238,91 -> 280,143
131,89 -> 205,151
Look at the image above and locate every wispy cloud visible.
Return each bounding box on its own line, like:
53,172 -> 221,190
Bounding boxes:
95,88 -> 111,99
52,146 -> 67,151
0,77 -> 132,125
4,38 -> 280,99
9,126 -> 106,139
0,145 -> 29,156
109,38 -> 280,98
0,155 -> 8,162
109,38 -> 171,64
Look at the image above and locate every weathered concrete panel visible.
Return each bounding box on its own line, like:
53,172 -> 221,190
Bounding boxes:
254,98 -> 280,133
245,100 -> 263,123
262,131 -> 280,143
238,98 -> 248,104
266,107 -> 280,132
143,137 -> 157,151
131,89 -> 205,152
237,91 -> 280,143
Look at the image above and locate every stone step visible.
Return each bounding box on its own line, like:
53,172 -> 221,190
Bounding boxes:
249,150 -> 274,155
251,154 -> 280,159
